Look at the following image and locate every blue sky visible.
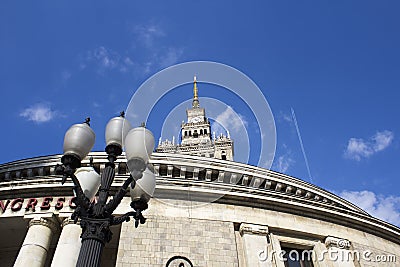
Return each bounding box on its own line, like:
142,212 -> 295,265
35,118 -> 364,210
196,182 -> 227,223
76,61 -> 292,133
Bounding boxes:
1,1 -> 399,226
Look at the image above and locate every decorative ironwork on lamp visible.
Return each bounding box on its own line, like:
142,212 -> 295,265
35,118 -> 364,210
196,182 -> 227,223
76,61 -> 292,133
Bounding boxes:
60,112 -> 156,267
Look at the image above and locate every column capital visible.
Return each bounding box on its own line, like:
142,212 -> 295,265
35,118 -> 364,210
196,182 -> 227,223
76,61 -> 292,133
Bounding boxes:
324,236 -> 351,250
239,223 -> 269,236
15,216 -> 58,267
29,217 -> 60,233
61,217 -> 80,228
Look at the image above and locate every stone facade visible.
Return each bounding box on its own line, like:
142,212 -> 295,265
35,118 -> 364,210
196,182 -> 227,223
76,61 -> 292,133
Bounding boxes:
117,216 -> 238,267
0,152 -> 399,267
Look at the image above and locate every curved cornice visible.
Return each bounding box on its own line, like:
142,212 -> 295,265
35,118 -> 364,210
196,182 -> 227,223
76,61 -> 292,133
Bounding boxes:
150,152 -> 366,214
0,152 -> 364,213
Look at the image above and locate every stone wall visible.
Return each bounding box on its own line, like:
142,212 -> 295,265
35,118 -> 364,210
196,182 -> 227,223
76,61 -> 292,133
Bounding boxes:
116,216 -> 238,267
113,197 -> 400,267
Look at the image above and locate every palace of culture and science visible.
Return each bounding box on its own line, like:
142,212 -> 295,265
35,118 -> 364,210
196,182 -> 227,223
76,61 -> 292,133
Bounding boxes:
156,77 -> 234,161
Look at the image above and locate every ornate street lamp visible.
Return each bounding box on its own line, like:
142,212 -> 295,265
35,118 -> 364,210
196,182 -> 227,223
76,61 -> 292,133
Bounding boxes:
59,113 -> 156,267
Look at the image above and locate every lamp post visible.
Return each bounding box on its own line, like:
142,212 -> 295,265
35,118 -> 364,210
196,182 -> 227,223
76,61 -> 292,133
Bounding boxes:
59,112 -> 155,267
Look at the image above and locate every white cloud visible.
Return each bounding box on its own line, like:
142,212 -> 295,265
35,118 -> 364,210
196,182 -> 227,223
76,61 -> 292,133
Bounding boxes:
345,138 -> 374,160
272,144 -> 295,173
142,62 -> 153,74
274,155 -> 295,173
20,103 -> 56,123
339,190 -> 400,227
90,46 -> 120,69
133,24 -> 165,48
159,47 -> 183,69
279,111 -> 292,123
212,106 -> 248,135
61,70 -> 71,82
84,46 -> 135,74
80,23 -> 183,76
131,23 -> 183,72
124,57 -> 134,66
344,130 -> 394,161
373,130 -> 394,151
92,102 -> 101,108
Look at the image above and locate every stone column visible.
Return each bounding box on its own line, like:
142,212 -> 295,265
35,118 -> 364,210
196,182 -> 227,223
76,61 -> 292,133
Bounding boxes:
324,236 -> 357,267
239,223 -> 272,267
51,218 -> 82,267
313,241 -> 335,267
269,233 -> 285,267
14,216 -> 59,267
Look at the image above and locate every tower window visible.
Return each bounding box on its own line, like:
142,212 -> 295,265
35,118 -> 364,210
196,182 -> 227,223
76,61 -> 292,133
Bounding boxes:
200,129 -> 203,135
184,131 -> 188,136
193,130 -> 198,138
221,151 -> 227,160
211,170 -> 219,181
198,169 -> 206,180
172,167 -> 180,178
159,165 -> 167,176
189,131 -> 191,136
204,129 -> 207,135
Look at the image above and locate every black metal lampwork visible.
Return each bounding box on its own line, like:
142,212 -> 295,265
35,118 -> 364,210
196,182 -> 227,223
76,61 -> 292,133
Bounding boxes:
59,112 -> 156,267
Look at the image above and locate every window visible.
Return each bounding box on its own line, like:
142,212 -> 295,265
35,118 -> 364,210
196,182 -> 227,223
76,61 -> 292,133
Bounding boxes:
193,130 -> 198,138
184,131 -> 187,136
198,169 -> 206,180
221,151 -> 227,160
281,247 -> 314,267
159,165 -> 167,176
172,167 -> 180,178
185,171 -> 193,179
204,129 -> 208,135
200,129 -> 203,135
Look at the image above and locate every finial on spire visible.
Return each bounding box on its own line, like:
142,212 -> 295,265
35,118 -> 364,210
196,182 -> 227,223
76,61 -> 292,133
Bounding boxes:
192,75 -> 200,108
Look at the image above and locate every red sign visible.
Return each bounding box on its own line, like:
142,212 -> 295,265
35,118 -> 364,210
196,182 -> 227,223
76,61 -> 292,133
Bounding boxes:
0,197 -> 77,213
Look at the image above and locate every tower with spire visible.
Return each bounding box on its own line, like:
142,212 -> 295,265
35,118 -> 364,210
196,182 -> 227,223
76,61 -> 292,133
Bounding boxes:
192,76 -> 200,108
156,76 -> 234,160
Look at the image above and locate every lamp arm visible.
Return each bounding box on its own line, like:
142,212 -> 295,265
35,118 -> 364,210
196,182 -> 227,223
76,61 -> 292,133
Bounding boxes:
111,211 -> 136,225
110,208 -> 146,228
105,175 -> 134,214
70,173 -> 91,210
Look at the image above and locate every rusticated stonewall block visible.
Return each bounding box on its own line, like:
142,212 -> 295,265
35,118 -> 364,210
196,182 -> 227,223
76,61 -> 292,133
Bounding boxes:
116,216 -> 238,267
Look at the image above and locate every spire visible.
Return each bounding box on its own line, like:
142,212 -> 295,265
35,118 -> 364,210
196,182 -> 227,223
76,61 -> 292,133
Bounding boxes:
192,75 -> 200,108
